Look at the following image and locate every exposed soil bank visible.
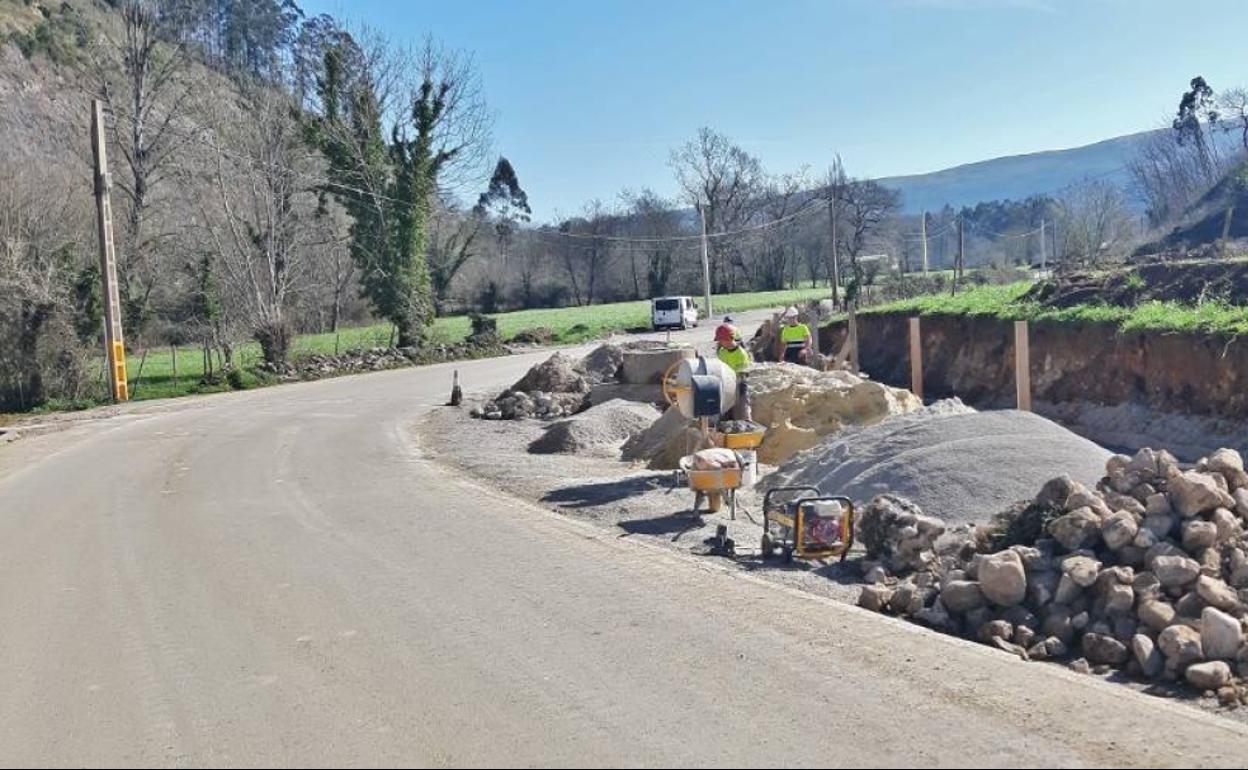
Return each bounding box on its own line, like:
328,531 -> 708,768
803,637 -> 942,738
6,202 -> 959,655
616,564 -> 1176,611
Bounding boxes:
822,314 -> 1248,460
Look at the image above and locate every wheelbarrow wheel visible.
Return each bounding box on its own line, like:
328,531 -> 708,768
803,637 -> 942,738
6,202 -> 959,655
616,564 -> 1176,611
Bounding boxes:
761,534 -> 773,559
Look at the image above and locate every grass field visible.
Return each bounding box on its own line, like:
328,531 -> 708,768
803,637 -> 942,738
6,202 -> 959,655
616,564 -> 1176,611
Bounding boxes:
866,280 -> 1248,337
46,286 -> 834,411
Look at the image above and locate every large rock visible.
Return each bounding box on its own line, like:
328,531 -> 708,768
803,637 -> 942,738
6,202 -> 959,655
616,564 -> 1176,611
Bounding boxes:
1061,556 -> 1101,588
1186,661 -> 1232,691
1101,511 -> 1138,551
1048,508 -> 1102,551
746,364 -> 921,465
1168,469 -> 1233,517
1181,520 -> 1218,553
1152,555 -> 1202,588
1132,634 -> 1165,678
857,584 -> 894,613
940,580 -> 986,613
1082,633 -> 1129,666
978,550 -> 1027,608
857,495 -> 945,573
1158,625 -> 1203,666
1195,576 -> 1241,612
1138,600 -> 1177,632
1200,607 -> 1243,660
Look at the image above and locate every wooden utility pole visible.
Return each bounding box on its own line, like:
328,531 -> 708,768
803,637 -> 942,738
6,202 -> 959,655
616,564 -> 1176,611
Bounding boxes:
828,196 -> 840,308
909,317 -> 923,400
91,99 -> 129,402
920,210 -> 929,274
1014,320 -> 1032,411
697,202 -> 713,319
1039,219 -> 1047,273
951,215 -> 964,295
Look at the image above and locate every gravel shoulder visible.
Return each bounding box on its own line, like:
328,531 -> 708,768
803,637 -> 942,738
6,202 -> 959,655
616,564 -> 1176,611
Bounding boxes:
420,402 -> 866,604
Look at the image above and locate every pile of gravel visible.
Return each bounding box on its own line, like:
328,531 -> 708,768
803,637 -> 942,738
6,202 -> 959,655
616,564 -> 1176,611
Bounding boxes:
765,403 -> 1111,527
529,399 -> 661,457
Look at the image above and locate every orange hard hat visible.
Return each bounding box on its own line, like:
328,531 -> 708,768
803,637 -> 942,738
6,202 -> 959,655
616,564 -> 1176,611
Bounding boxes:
715,323 -> 737,343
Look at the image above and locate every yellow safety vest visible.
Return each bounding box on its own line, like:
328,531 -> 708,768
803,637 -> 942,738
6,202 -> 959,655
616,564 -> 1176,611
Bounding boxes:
717,344 -> 751,373
780,323 -> 810,348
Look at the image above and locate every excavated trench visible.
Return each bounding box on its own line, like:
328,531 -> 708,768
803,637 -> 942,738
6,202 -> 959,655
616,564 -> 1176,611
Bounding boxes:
822,314 -> 1248,460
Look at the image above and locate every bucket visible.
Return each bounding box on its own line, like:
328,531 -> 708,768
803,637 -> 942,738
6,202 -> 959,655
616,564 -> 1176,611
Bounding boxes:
738,450 -> 758,487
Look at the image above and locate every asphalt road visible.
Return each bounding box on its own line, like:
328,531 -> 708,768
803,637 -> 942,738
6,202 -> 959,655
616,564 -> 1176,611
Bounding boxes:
2,316 -> 1247,768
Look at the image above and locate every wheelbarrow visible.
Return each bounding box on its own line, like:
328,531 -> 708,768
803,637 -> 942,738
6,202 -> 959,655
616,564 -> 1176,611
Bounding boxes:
760,486 -> 856,562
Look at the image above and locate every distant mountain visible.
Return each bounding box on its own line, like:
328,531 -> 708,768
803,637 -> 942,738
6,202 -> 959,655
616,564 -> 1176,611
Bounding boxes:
878,131 -> 1157,214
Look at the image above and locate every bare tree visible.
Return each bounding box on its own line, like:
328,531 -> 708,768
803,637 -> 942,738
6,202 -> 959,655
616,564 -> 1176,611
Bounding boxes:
620,188 -> 685,298
839,177 -> 901,289
557,200 -> 615,306
428,197 -> 484,311
1055,179 -> 1134,267
1219,87 -> 1248,155
749,168 -> 809,290
670,128 -> 764,292
92,0 -> 196,338
195,86 -> 320,365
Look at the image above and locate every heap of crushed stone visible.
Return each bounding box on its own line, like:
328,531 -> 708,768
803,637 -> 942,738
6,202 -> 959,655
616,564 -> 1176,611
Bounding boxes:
765,404 -> 1111,526
529,399 -> 661,457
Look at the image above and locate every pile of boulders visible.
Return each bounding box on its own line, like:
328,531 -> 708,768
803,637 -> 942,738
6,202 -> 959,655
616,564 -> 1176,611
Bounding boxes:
857,446 -> 1248,705
472,345 -> 625,421
256,335 -> 510,382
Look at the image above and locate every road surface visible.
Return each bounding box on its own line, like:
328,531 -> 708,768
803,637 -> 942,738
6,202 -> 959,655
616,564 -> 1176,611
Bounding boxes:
1,317 -> 1246,768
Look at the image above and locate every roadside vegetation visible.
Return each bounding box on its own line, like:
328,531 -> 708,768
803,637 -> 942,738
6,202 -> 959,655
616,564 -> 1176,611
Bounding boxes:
867,279 -> 1248,337
26,286 -> 833,412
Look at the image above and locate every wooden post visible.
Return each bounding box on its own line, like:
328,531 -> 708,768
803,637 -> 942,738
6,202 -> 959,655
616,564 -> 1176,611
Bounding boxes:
1015,320 -> 1031,411
919,211 -> 929,274
847,305 -> 859,374
91,99 -> 128,401
171,344 -> 178,385
909,317 -> 923,400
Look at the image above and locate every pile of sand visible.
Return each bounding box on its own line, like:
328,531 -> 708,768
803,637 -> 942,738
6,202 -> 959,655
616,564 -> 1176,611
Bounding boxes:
529,399 -> 661,457
765,404 -> 1112,526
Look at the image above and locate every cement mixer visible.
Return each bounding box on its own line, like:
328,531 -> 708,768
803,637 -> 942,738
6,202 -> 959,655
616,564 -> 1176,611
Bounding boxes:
662,355 -> 738,419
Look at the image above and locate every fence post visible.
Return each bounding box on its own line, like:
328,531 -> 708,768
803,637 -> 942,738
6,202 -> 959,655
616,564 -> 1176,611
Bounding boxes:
1015,320 -> 1031,411
909,317 -> 923,400
847,306 -> 859,374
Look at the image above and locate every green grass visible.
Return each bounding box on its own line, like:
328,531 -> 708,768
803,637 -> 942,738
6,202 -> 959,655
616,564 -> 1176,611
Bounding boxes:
85,286 -> 836,408
864,280 -> 1248,337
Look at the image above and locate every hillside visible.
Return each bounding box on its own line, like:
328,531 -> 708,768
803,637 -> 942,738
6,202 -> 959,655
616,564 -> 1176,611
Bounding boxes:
879,127 -> 1240,214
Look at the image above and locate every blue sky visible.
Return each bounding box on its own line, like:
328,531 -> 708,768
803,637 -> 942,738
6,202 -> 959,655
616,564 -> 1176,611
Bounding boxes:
302,0 -> 1248,223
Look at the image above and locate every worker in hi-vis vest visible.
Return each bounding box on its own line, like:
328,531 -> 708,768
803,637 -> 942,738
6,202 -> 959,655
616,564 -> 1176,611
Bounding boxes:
714,323 -> 752,421
775,306 -> 813,365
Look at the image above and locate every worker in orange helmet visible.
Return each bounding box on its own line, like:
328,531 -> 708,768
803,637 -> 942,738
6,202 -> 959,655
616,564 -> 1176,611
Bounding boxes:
714,323 -> 752,421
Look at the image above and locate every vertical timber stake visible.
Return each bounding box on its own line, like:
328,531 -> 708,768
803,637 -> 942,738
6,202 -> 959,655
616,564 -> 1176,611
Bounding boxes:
847,305 -> 859,374
909,317 -> 923,401
91,99 -> 128,402
1014,320 -> 1031,411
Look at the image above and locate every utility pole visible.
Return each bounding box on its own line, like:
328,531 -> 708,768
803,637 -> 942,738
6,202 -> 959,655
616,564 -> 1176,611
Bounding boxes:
697,202 -> 713,319
1039,219 -> 1047,273
952,215 -> 964,295
827,195 -> 840,308
91,99 -> 129,402
920,210 -> 929,274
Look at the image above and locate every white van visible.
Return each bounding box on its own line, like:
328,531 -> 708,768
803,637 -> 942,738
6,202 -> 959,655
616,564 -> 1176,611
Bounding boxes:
651,296 -> 699,331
